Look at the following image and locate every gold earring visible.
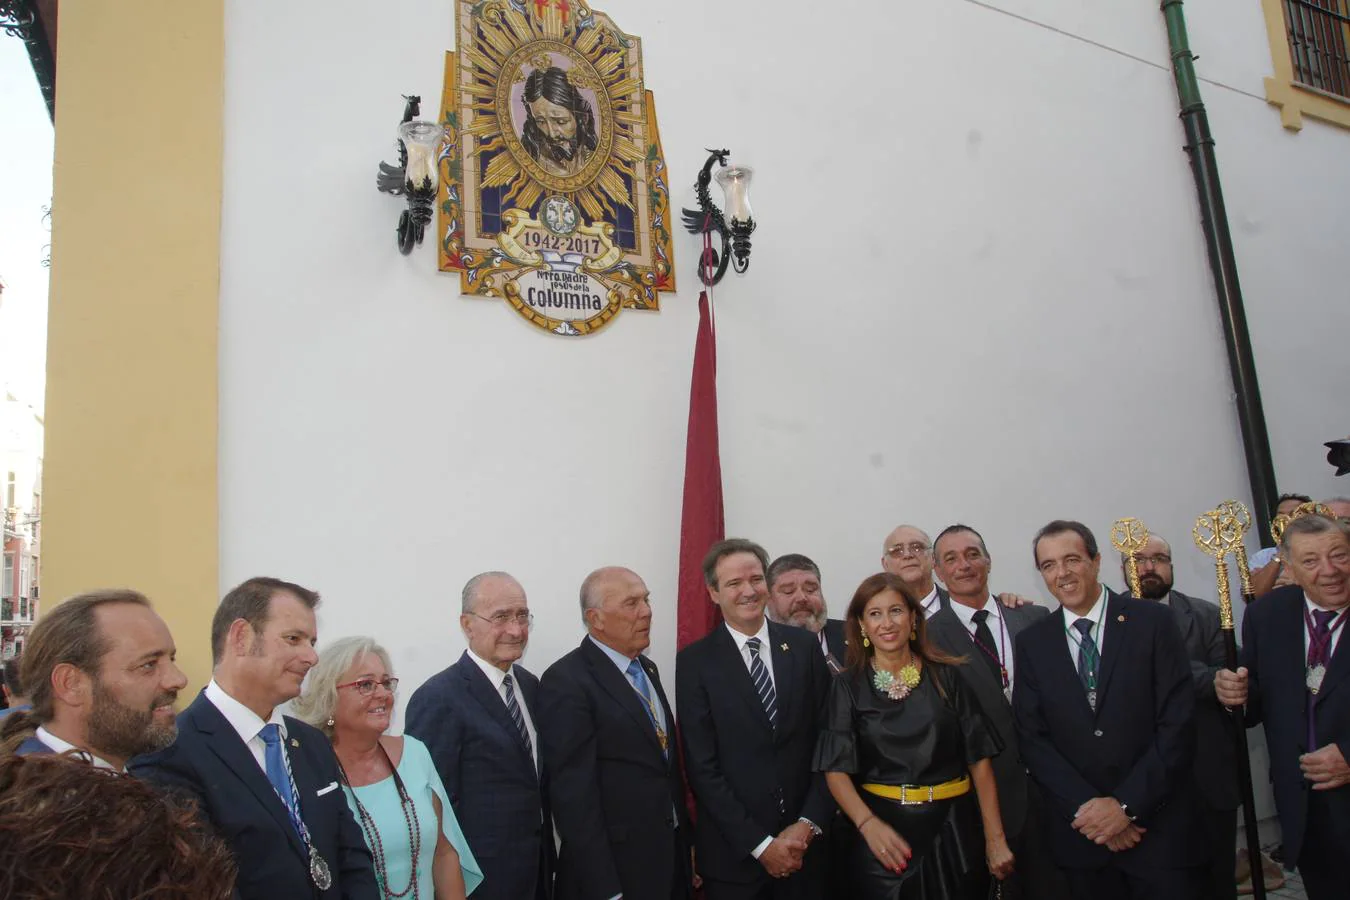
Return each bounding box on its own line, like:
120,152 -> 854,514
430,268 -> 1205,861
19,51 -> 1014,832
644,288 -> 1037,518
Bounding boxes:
910,630 -> 916,641
862,635 -> 871,648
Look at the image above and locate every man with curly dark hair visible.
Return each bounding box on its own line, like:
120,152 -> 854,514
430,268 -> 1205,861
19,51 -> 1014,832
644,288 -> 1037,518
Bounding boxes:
0,753 -> 236,899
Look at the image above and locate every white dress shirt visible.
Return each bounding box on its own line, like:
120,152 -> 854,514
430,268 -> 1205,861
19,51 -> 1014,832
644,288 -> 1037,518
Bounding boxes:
204,678 -> 289,776
725,619 -> 776,691
466,648 -> 539,768
1064,586 -> 1109,664
587,635 -> 668,735
34,726 -> 121,772
724,619 -> 818,858
1304,595 -> 1348,658
950,595 -> 1016,694
920,586 -> 943,618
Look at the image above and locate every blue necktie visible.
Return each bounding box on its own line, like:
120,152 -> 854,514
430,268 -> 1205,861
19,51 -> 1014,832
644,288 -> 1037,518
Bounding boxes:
260,723 -> 300,837
626,658 -> 665,755
745,637 -> 778,728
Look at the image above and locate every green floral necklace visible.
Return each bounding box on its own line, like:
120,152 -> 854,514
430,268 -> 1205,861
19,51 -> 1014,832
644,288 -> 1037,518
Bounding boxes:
872,661 -> 921,701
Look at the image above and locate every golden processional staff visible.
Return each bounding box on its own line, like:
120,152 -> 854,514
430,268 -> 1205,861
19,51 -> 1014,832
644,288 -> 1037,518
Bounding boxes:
1194,506 -> 1265,900
1110,517 -> 1150,598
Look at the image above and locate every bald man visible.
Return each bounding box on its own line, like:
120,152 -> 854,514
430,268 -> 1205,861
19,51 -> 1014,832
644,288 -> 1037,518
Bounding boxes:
539,567 -> 694,900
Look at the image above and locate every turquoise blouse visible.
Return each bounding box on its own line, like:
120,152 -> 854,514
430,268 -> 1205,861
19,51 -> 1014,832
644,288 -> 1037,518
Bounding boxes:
343,734 -> 484,897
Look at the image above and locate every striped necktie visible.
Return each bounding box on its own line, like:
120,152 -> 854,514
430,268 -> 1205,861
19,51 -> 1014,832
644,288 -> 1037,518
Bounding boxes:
502,672 -> 534,760
745,637 -> 778,728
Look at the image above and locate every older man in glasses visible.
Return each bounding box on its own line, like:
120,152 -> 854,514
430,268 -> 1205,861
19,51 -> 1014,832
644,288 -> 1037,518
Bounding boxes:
405,572 -> 554,900
882,524 -> 1031,617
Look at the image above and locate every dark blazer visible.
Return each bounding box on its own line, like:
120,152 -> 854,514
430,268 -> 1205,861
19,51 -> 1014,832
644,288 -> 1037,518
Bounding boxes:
1167,590 -> 1240,811
1013,591 -> 1202,872
404,651 -> 553,900
822,618 -> 847,664
676,621 -> 834,888
1240,585 -> 1350,866
130,691 -> 378,900
928,600 -> 1048,838
539,638 -> 692,900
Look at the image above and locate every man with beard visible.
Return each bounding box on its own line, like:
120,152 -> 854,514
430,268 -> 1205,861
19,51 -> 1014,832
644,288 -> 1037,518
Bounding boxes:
0,589 -> 186,771
132,577 -> 378,900
521,66 -> 598,178
766,553 -> 846,670
1121,535 -> 1237,900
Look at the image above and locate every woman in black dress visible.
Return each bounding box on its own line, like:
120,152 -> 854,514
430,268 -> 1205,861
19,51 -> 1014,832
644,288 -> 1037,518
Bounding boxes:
815,572 -> 1014,899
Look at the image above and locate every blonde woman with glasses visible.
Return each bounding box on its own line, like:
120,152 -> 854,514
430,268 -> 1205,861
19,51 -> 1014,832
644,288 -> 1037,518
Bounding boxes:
294,637 -> 483,899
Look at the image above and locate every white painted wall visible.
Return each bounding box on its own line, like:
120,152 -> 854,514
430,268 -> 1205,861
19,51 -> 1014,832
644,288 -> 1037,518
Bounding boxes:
219,0 -> 1347,728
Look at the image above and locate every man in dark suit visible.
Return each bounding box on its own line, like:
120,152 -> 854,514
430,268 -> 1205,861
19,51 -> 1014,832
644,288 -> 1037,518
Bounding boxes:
2,589 -> 186,767
1013,520 -> 1203,900
678,539 -> 834,899
405,571 -> 553,900
766,552 -> 845,670
1124,535 -> 1238,900
926,524 -> 1067,899
131,577 -> 377,900
539,566 -> 693,900
1216,513 -> 1350,900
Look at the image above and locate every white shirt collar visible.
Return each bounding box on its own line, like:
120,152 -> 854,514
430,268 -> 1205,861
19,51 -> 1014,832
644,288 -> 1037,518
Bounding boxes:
724,618 -> 771,654
205,678 -> 287,745
921,586 -> 941,615
1159,590 -> 1172,607
949,594 -> 998,629
34,726 -> 122,772
1068,585 -> 1109,630
466,647 -> 515,690
1304,594 -> 1349,621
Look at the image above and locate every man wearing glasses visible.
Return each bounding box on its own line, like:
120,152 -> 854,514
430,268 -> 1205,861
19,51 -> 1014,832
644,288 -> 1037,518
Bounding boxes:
881,525 -> 950,616
1122,536 -> 1238,900
882,524 -> 1031,617
405,572 -> 554,900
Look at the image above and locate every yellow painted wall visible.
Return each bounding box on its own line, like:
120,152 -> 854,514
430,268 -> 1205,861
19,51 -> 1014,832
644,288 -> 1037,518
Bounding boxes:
43,0 -> 222,692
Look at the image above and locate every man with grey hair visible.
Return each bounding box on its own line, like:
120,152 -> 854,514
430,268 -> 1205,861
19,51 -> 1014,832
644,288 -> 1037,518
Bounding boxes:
1216,514 -> 1350,900
540,566 -> 693,900
766,553 -> 846,667
404,572 -> 553,900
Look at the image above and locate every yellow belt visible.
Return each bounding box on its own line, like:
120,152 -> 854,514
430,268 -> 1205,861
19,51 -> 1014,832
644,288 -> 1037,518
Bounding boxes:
861,775 -> 971,805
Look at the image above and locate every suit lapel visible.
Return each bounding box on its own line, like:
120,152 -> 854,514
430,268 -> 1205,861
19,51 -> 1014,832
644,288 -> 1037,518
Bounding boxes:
458,655 -> 535,772
714,627 -> 774,734
581,639 -> 666,758
931,610 -> 1003,696
766,623 -> 794,736
189,693 -> 306,859
1169,593 -> 1198,647
1048,607 -> 1096,720
1094,593 -> 1130,711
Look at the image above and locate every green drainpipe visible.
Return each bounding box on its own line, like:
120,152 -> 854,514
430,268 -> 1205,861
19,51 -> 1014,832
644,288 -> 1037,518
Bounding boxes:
1161,0 -> 1278,545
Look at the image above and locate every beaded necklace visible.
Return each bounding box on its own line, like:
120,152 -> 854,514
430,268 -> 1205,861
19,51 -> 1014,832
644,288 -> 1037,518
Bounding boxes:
338,741 -> 423,899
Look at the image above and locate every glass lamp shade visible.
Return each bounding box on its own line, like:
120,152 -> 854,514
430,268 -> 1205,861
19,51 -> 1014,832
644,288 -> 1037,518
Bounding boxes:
399,120 -> 444,192
715,165 -> 754,224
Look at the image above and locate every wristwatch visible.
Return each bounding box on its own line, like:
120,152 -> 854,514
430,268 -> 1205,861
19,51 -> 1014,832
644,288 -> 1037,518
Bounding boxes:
1118,802 -> 1137,823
